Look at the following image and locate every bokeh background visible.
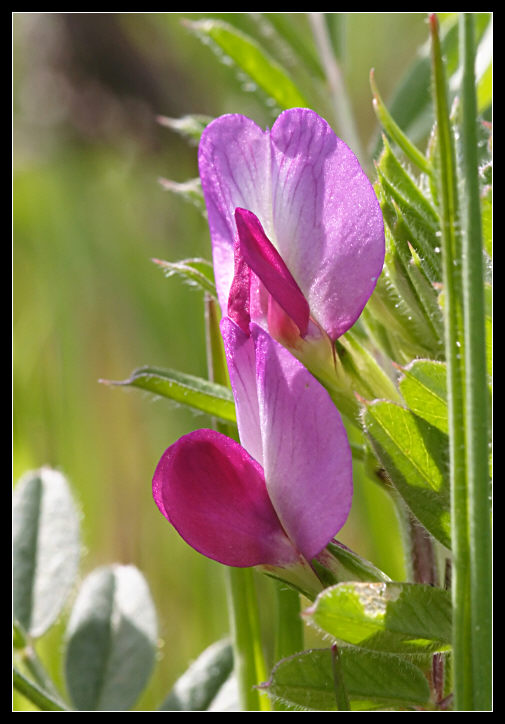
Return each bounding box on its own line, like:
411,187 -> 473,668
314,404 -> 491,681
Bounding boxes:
14,12 -> 433,710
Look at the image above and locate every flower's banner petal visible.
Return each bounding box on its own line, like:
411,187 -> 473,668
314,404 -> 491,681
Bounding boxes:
234,207 -> 310,336
153,429 -> 297,567
252,324 -> 353,561
220,317 -> 263,467
270,109 -> 385,340
199,109 -> 385,343
198,114 -> 271,313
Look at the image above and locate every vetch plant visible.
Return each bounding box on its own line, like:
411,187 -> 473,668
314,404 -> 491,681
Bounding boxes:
15,12 -> 491,713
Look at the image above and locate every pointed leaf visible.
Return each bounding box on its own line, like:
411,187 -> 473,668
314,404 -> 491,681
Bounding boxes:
159,638 -> 233,711
376,138 -> 442,281
185,19 -> 308,110
262,647 -> 431,711
152,256 -> 217,299
158,177 -> 207,215
13,467 -> 80,638
102,366 -> 236,424
398,359 -> 448,433
157,114 -> 213,145
370,69 -> 432,177
64,564 -> 157,711
305,582 -> 451,654
362,399 -> 451,549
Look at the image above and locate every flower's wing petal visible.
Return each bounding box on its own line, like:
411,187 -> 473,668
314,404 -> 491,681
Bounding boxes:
198,115 -> 272,314
153,429 -> 297,567
270,108 -> 385,340
252,324 -> 353,561
220,317 -> 263,468
234,208 -> 309,336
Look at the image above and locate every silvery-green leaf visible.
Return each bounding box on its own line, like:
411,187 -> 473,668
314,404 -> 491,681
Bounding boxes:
64,564 -> 158,711
13,467 -> 80,638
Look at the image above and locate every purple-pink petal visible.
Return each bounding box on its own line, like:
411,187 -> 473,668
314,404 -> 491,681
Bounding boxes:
251,324 -> 353,561
220,317 -> 263,468
269,109 -> 384,340
198,109 -> 385,341
234,208 -> 310,336
152,428 -> 298,568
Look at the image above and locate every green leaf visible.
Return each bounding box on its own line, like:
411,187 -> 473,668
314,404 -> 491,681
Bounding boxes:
398,359 -> 448,434
157,113 -> 213,145
159,638 -> 233,711
13,467 -> 81,638
371,13 -> 492,151
185,19 -> 308,110
377,188 -> 444,354
64,564 -> 158,711
261,13 -> 324,79
158,177 -> 207,215
336,328 -> 402,405
305,582 -> 452,655
370,69 -> 432,177
362,399 -> 451,549
376,137 -> 442,281
101,366 -> 236,424
152,256 -> 217,299
262,647 -> 431,711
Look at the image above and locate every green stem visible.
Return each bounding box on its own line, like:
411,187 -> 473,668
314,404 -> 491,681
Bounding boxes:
13,668 -> 70,712
459,12 -> 492,710
331,644 -> 350,711
225,567 -> 270,711
13,622 -> 63,703
204,295 -> 270,711
429,13 -> 471,710
273,582 -> 303,663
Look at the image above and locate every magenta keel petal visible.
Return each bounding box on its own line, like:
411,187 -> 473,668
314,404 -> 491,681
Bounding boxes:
234,208 -> 310,336
152,429 -> 298,567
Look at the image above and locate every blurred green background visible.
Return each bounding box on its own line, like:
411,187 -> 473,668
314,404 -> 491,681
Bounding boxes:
14,12 -> 432,710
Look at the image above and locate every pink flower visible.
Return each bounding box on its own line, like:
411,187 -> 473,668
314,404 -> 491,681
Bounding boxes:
198,108 -> 385,351
152,322 -> 353,571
